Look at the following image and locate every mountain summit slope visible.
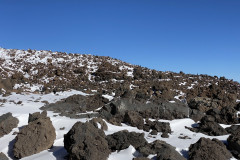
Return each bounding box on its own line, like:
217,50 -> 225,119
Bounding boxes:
0,47 -> 240,159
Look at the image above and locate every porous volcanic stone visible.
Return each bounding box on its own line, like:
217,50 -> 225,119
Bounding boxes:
106,130 -> 147,151
189,137 -> 232,160
0,112 -> 19,138
13,112 -> 56,159
64,121 -> 110,160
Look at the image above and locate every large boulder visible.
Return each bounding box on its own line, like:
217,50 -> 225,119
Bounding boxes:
0,112 -> 19,138
106,130 -> 147,151
189,137 -> 232,160
64,121 -> 110,160
138,140 -> 186,160
99,97 -> 189,124
13,111 -> 56,159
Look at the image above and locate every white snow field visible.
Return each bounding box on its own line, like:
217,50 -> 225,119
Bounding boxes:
0,90 -> 237,160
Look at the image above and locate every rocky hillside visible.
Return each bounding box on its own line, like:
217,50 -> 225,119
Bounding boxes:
0,47 -> 239,119
0,47 -> 240,160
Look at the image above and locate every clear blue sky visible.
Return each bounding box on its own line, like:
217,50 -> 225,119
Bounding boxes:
0,0 -> 239,82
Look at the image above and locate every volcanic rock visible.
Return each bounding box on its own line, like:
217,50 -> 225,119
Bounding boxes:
106,130 -> 147,151
138,140 -> 186,160
64,121 -> 110,160
189,137 -> 232,160
89,117 -> 108,131
123,111 -> 144,129
13,112 -> 56,159
0,112 -> 19,138
227,132 -> 240,159
41,94 -> 108,118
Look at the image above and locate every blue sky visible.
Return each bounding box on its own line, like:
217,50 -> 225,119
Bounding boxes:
0,0 -> 239,82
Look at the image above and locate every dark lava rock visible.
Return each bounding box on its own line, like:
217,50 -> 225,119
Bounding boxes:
144,119 -> 171,136
189,109 -> 205,122
206,107 -> 239,124
0,152 -> 8,160
150,130 -> 158,135
161,132 -> 169,138
106,130 -> 147,151
226,125 -> 240,135
41,94 -> 108,118
138,140 -> 186,160
187,116 -> 228,136
100,97 -> 189,121
123,111 -> 144,129
89,117 -> 108,131
189,137 -> 232,160
198,116 -> 228,136
227,132 -> 240,159
13,112 -> 56,159
0,112 -> 19,138
28,110 -> 47,123
64,121 -> 110,160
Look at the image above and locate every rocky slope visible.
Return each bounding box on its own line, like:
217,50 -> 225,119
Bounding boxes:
0,47 -> 240,160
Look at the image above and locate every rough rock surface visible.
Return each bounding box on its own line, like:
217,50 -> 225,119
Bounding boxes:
41,94 -> 108,118
0,112 -> 19,138
206,107 -> 239,124
13,112 -> 56,159
89,117 -> 108,131
123,111 -> 144,129
144,119 -> 171,135
138,140 -> 186,160
28,110 -> 47,123
64,121 -> 110,160
227,132 -> 240,159
106,130 -> 147,151
0,152 -> 8,160
189,137 -> 232,160
187,116 -> 228,136
226,125 -> 240,135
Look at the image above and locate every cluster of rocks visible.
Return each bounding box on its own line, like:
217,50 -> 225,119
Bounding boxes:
63,120 -> 185,160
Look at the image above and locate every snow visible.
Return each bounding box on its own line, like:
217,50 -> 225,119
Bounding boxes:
237,99 -> 240,102
102,94 -> 114,101
0,90 -> 237,160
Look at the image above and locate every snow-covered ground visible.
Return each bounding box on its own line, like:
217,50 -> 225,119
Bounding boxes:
0,90 -> 237,160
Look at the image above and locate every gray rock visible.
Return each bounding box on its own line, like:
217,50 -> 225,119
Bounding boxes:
189,137 -> 232,160
64,121 -> 110,160
13,112 -> 56,159
0,112 -> 19,138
